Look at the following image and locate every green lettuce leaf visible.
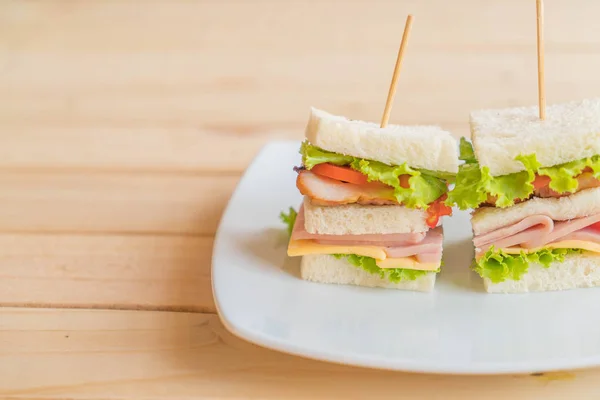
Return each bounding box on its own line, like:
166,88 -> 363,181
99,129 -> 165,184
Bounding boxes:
537,155 -> 600,193
418,168 -> 457,183
333,254 -> 436,283
515,153 -> 542,172
447,138 -> 600,209
448,139 -> 534,209
300,141 -> 450,209
446,138 -> 489,209
459,136 -> 477,163
540,161 -> 583,193
589,157 -> 600,179
445,162 -> 490,210
279,207 -> 297,238
473,247 -> 584,283
300,141 -> 354,169
486,169 -> 533,208
350,158 -> 447,208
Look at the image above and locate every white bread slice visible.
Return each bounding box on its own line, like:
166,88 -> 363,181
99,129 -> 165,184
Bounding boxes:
300,254 -> 436,292
303,197 -> 429,235
471,187 -> 600,236
483,253 -> 600,293
305,107 -> 459,173
471,98 -> 600,177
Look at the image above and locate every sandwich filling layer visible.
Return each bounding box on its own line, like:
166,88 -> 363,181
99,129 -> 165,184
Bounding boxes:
289,205 -> 442,265
281,206 -> 442,282
474,213 -> 600,254
472,211 -> 600,283
298,141 -> 453,228
448,138 -> 600,209
473,247 -> 584,284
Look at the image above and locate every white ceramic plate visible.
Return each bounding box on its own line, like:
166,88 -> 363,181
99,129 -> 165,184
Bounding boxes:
212,141 -> 600,375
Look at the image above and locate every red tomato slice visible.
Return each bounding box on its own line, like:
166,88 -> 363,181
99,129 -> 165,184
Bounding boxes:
532,174 -> 551,190
399,175 -> 410,189
311,163 -> 368,185
425,213 -> 440,229
425,194 -> 452,228
311,163 -> 412,190
589,222 -> 600,231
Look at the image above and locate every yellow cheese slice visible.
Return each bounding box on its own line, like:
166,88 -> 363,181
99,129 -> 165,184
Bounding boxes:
499,240 -> 600,255
287,239 -> 440,271
375,257 -> 440,271
287,239 -> 387,260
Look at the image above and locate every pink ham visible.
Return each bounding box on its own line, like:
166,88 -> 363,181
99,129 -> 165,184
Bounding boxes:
521,213 -> 600,248
291,204 -> 427,246
473,215 -> 554,248
555,227 -> 600,243
416,251 -> 442,263
383,228 -> 443,258
474,212 -> 600,252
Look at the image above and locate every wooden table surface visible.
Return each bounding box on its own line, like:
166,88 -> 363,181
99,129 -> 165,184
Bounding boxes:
3,0 -> 600,398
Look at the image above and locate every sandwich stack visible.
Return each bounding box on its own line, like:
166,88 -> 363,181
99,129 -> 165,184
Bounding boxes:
450,98 -> 600,293
283,108 -> 459,292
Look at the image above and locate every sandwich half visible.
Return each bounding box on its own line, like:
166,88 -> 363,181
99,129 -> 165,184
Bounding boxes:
449,98 -> 600,293
282,107 -> 458,292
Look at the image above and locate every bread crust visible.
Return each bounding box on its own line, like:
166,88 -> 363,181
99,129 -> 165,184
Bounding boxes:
483,253 -> 600,293
300,254 -> 436,291
471,98 -> 600,177
303,197 -> 430,235
305,107 -> 459,173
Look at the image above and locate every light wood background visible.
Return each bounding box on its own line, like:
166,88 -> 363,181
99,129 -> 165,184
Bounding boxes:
3,0 -> 600,397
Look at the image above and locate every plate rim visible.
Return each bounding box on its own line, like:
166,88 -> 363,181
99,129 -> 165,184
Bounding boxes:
213,296 -> 600,375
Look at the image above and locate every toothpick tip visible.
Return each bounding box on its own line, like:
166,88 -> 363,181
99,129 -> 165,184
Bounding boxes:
380,14 -> 414,128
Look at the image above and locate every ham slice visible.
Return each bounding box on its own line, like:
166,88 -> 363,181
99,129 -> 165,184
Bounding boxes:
296,170 -> 398,206
383,228 -> 442,258
473,215 -> 554,248
555,228 -> 600,243
415,251 -> 442,264
521,213 -> 600,248
475,212 -> 600,253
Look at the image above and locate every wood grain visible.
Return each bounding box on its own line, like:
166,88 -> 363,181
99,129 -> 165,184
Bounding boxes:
2,1 -> 600,172
0,234 -> 214,312
0,172 -> 238,235
4,0 -> 600,397
1,308 -> 598,399
0,125 -> 284,173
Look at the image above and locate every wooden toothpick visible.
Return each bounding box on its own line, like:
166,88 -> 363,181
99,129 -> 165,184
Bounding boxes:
381,14 -> 414,128
536,0 -> 546,120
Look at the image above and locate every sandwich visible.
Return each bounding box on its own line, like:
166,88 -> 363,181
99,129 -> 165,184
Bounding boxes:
281,107 -> 459,292
449,98 -> 600,293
